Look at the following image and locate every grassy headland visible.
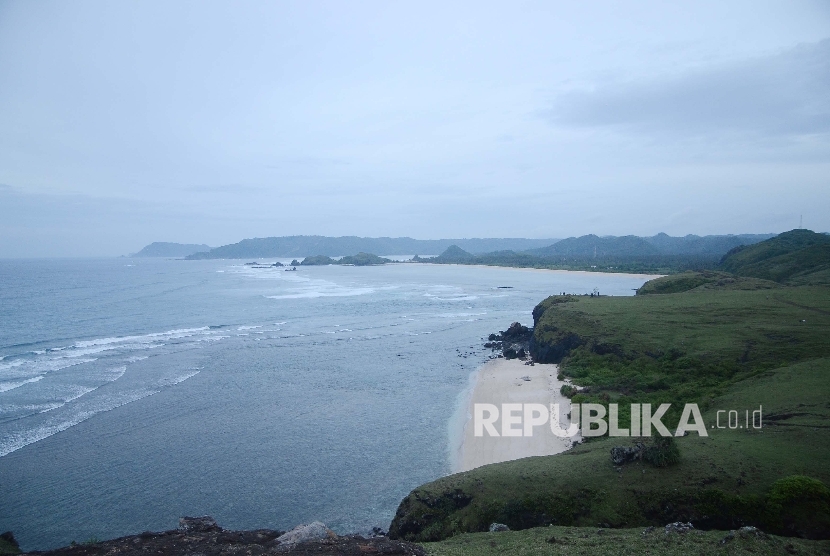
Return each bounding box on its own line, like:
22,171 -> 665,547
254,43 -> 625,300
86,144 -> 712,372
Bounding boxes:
390,230 -> 830,545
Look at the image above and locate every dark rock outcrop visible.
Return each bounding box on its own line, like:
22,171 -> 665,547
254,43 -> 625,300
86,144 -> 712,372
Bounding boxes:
611,444 -> 644,465
26,518 -> 425,556
178,516 -> 220,532
484,322 -> 533,359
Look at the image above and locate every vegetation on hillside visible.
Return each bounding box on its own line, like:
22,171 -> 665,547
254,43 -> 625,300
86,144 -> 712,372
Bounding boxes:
338,252 -> 392,266
635,270 -> 779,295
298,253 -> 392,266
422,524 -> 830,555
425,231 -> 779,274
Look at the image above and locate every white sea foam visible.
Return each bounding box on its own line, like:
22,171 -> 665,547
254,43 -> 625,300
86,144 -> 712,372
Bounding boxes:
0,375 -> 44,393
237,325 -> 261,331
0,358 -> 97,386
73,327 -> 210,349
0,367 -> 200,457
0,359 -> 26,373
266,287 -> 374,299
0,389 -> 158,457
158,370 -> 200,387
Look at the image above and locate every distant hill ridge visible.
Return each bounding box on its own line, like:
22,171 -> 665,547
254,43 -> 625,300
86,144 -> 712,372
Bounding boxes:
527,233 -> 774,258
183,236 -> 560,259
171,233 -> 775,261
430,233 -> 775,265
132,242 -> 212,257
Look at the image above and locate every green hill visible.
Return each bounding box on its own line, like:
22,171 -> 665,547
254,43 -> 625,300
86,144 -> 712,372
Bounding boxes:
389,280 -> 830,542
726,243 -> 830,285
719,229 -> 830,284
636,270 -> 780,295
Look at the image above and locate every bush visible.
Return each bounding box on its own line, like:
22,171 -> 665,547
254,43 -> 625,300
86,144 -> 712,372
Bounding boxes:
560,384 -> 577,398
642,436 -> 680,468
767,475 -> 830,539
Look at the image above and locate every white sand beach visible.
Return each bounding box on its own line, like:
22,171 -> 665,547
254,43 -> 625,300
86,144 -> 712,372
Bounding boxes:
453,358 -> 579,473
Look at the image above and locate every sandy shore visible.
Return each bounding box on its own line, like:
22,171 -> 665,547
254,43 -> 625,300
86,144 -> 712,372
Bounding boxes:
453,358 -> 579,473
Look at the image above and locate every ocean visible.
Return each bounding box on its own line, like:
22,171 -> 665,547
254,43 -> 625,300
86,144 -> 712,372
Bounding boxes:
0,258 -> 653,550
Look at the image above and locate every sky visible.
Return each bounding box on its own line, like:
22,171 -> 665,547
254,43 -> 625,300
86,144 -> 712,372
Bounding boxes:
0,1 -> 829,256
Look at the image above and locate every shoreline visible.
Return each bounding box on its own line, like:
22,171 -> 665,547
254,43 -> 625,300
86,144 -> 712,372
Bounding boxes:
402,262 -> 665,280
451,357 -> 580,473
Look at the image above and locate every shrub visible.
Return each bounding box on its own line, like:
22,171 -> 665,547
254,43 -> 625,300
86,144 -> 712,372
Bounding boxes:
642,436 -> 680,468
767,475 -> 830,539
560,384 -> 577,398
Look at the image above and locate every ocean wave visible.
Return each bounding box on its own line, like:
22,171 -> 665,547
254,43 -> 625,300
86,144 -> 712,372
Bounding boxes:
0,375 -> 44,393
266,287 -> 374,299
73,327 -> 210,349
0,368 -> 200,458
0,388 -> 158,457
0,358 -> 98,388
157,370 -> 200,387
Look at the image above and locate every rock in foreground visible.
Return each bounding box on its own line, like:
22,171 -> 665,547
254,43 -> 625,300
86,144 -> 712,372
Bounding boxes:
23,518 -> 425,556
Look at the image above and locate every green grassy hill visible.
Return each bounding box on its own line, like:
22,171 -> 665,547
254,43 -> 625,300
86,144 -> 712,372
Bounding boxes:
390,279 -> 830,543
719,229 -> 830,284
423,524 -> 830,555
635,270 -> 780,295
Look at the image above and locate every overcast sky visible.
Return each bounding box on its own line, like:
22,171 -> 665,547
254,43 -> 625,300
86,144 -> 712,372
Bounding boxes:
1,1 -> 828,256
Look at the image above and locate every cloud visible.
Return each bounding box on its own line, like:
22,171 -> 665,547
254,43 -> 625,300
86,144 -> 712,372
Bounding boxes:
545,39 -> 830,138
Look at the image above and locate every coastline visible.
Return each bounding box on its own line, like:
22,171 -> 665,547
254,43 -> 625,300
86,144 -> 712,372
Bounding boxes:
408,261 -> 664,280
451,357 -> 579,473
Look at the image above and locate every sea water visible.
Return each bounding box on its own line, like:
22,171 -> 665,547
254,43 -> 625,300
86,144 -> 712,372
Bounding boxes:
0,258 -> 653,550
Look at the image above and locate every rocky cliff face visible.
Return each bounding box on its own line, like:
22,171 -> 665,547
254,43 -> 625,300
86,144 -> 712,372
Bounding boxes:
528,297 -> 585,363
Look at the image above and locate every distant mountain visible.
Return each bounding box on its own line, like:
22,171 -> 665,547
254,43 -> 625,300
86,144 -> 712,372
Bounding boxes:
184,236 -> 560,259
132,242 -> 212,257
719,229 -> 830,285
643,233 -> 776,255
527,233 -> 775,259
433,245 -> 477,263
527,235 -> 659,258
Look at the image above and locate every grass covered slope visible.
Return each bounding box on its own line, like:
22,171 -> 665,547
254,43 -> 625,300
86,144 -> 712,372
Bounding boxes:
719,229 -> 830,285
635,270 -> 779,295
389,282 -> 830,542
423,525 -> 830,555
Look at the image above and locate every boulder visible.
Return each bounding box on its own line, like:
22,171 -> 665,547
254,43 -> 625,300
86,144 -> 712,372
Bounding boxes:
178,516 -> 220,533
0,531 -> 19,549
276,522 -> 336,545
610,444 -> 643,465
664,522 -> 694,534
489,523 -> 510,532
